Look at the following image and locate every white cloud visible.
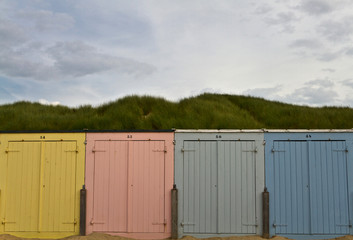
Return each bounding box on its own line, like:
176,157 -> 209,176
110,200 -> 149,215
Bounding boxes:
255,4 -> 273,15
0,39 -> 156,80
345,48 -> 353,56
317,17 -> 353,42
322,68 -> 335,73
1,0 -> 353,107
305,78 -> 334,87
341,79 -> 353,88
243,86 -> 282,100
281,79 -> 338,105
47,41 -> 156,78
289,39 -> 321,49
298,0 -> 334,16
289,39 -> 321,50
0,18 -> 28,48
315,51 -> 341,62
284,86 -> 338,105
38,99 -> 60,106
17,9 -> 75,32
265,11 -> 298,32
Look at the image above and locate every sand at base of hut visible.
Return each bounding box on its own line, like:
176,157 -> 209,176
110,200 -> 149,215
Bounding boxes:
1,233 -> 353,240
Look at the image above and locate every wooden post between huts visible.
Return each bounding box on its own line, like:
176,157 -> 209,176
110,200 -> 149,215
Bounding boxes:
263,187 -> 270,239
171,184 -> 178,239
80,185 -> 87,236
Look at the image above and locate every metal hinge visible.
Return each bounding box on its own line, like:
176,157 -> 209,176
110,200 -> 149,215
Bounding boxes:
181,148 -> 195,152
243,218 -> 258,226
242,148 -> 257,153
242,222 -> 258,226
333,148 -> 348,152
5,148 -> 20,153
152,219 -> 167,226
90,219 -> 105,225
272,148 -> 285,153
180,222 -> 195,226
65,147 -> 78,153
153,146 -> 167,153
273,223 -> 287,227
63,219 -> 77,224
2,219 -> 16,224
92,149 -> 106,153
336,223 -> 352,227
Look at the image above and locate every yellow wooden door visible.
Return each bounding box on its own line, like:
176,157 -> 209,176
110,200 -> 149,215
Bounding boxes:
4,142 -> 41,232
41,141 -> 77,232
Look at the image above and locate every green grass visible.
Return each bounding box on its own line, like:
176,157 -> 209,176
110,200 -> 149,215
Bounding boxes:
1,93 -> 353,131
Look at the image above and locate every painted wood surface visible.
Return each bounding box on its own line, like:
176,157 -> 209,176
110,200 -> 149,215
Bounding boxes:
0,133 -> 85,239
85,132 -> 174,239
265,132 -> 353,239
174,130 -> 265,238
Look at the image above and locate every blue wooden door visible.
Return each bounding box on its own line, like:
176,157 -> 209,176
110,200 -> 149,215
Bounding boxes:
272,141 -> 310,234
309,141 -> 350,234
272,140 -> 350,235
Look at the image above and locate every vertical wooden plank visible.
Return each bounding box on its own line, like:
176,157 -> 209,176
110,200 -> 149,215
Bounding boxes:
234,142 -> 242,233
290,142 -> 298,233
38,141 -> 45,232
182,141 -> 190,233
230,142 -> 237,233
199,142 -> 206,232
194,141 -> 200,233
217,141 -> 225,233
210,141 -> 218,234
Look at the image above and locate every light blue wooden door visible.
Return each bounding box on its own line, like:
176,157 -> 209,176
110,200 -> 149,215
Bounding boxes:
218,141 -> 257,234
273,140 -> 350,235
272,141 -> 310,234
309,141 -> 350,235
182,140 -> 257,234
182,141 -> 218,233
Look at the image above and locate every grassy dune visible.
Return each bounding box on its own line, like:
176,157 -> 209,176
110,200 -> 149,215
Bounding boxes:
0,93 -> 352,131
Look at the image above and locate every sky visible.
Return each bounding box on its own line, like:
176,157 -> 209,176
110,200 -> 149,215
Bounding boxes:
1,0 -> 353,107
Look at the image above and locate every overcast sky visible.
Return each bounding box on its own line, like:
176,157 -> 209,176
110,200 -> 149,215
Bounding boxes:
1,0 -> 353,107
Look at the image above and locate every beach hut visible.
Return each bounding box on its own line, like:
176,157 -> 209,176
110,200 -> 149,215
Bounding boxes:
0,132 -> 86,238
173,130 -> 265,238
264,130 -> 353,239
85,131 -> 174,239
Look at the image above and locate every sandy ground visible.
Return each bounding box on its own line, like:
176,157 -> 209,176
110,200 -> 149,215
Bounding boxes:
0,233 -> 353,240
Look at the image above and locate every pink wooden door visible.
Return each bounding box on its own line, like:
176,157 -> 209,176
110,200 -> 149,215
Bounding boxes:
92,141 -> 128,232
128,141 -> 165,233
91,140 -> 165,233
